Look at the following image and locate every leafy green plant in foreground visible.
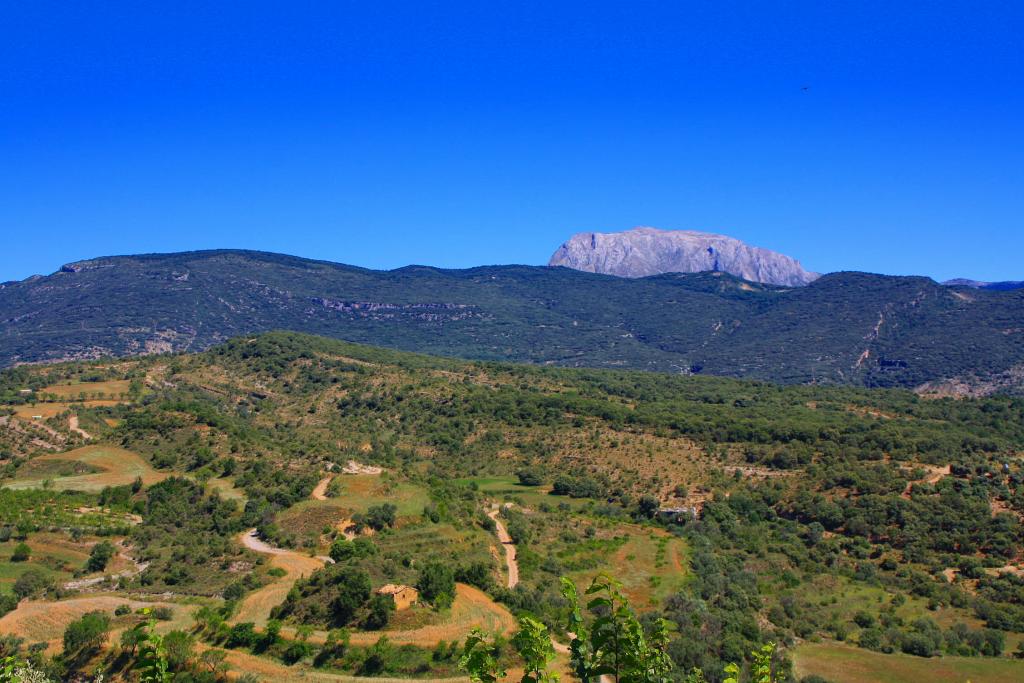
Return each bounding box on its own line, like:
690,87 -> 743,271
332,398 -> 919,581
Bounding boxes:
463,575 -> 779,683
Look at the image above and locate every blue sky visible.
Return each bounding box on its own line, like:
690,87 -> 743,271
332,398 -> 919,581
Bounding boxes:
1,1 -> 1021,282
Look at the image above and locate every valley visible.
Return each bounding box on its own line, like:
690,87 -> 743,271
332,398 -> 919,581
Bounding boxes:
0,331 -> 1022,682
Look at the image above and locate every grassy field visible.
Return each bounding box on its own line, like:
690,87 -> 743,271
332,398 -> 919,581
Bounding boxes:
277,475 -> 431,545
0,594 -> 186,653
764,573 -> 988,637
13,400 -> 124,421
460,476 -> 591,511
211,645 -> 468,683
205,477 -> 247,502
564,526 -> 687,607
39,380 -> 132,400
6,445 -> 166,492
793,642 -> 1024,683
232,532 -> 325,627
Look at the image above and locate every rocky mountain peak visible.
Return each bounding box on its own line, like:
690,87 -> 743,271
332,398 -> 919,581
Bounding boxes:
548,227 -> 819,286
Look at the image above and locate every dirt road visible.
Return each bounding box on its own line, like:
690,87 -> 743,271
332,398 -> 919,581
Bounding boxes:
68,414 -> 92,440
235,529 -> 325,626
487,508 -> 519,588
311,475 -> 334,501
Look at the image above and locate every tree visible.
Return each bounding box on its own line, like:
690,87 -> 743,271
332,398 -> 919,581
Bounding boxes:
200,649 -> 228,675
162,630 -> 194,670
511,616 -> 558,683
13,569 -> 51,600
417,561 -> 456,609
329,538 -> 356,563
10,543 -> 30,562
63,611 -> 110,656
363,593 -> 394,630
637,495 -> 660,519
517,468 -> 544,486
86,541 -> 116,573
563,575 -> 673,683
360,503 -> 397,531
724,644 -> 779,683
121,626 -> 146,656
330,567 -> 372,626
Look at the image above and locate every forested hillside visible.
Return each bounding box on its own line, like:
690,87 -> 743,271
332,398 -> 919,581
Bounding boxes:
3,250 -> 1024,394
1,333 -> 1023,681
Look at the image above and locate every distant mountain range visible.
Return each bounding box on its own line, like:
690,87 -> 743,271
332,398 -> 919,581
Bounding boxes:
2,248 -> 1024,394
943,278 -> 1024,292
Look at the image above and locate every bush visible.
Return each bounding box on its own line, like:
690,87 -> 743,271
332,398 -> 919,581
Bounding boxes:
164,630 -> 195,670
516,468 -> 544,486
0,593 -> 18,618
900,632 -> 937,657
227,622 -> 257,648
152,605 -> 174,621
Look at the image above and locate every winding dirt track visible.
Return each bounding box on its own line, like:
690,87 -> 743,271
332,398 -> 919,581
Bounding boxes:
487,508 -> 519,588
234,530 -> 325,627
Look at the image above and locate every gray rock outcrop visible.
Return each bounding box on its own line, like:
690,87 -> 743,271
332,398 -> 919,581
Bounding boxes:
548,227 -> 819,286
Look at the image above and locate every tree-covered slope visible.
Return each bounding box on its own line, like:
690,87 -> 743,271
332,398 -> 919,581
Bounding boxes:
2,250 -> 1023,392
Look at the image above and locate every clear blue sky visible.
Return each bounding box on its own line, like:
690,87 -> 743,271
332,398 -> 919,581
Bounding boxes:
2,1 -> 1021,282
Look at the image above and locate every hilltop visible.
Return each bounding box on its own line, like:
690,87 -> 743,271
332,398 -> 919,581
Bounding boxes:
3,250 -> 1024,394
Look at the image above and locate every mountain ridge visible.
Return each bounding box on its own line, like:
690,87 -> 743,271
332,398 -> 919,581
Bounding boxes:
3,249 -> 1024,394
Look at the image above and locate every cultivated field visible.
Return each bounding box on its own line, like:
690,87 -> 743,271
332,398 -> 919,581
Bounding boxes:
38,380 -> 132,400
5,445 -> 166,492
11,400 -> 121,421
793,642 -> 1024,683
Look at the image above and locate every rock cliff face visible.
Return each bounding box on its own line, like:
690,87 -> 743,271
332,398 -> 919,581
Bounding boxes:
548,227 -> 819,286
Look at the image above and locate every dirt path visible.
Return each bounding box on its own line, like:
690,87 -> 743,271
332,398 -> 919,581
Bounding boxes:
68,414 -> 92,440
487,507 -> 519,588
234,529 -> 325,627
63,555 -> 149,591
902,464 -> 951,498
311,475 -> 334,501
